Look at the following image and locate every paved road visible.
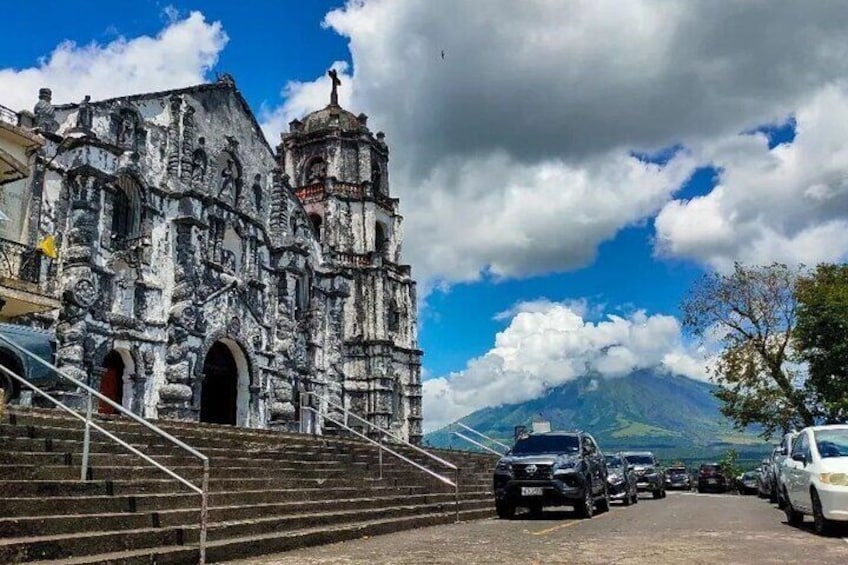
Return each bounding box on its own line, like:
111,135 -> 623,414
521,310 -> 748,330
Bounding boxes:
229,491 -> 848,564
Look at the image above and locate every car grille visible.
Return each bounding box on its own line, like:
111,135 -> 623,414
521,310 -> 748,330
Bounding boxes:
513,463 -> 553,480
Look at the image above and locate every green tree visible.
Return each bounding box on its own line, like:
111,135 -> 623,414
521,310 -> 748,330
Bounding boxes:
719,449 -> 742,483
682,263 -> 813,438
795,263 -> 848,423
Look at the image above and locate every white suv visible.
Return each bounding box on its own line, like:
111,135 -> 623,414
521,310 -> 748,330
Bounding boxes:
775,431 -> 798,509
781,425 -> 848,535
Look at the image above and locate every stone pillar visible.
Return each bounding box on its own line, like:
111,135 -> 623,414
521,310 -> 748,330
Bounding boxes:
166,94 -> 182,179
53,174 -> 101,409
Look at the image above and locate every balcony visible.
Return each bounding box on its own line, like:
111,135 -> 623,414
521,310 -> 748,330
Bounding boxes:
0,103 -> 43,186
0,237 -> 59,319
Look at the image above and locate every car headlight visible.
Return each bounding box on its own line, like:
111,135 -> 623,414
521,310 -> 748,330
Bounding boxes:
608,473 -> 623,483
819,473 -> 848,486
496,461 -> 512,473
644,470 -> 658,477
553,461 -> 577,475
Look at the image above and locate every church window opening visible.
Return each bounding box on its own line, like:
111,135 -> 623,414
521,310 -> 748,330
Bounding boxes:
309,214 -> 323,240
294,274 -> 310,320
111,175 -> 141,247
304,156 -> 326,185
375,222 -> 387,255
371,154 -> 383,194
388,300 -> 401,333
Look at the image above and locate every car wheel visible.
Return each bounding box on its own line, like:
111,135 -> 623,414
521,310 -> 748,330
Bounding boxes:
596,485 -> 610,513
576,487 -> 594,519
495,500 -> 515,520
812,490 -> 837,536
652,488 -> 662,499
622,489 -> 632,506
632,490 -> 639,504
769,487 -> 778,504
783,490 -> 804,527
661,488 -> 667,499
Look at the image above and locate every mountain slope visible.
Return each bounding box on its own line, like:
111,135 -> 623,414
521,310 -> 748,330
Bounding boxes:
424,371 -> 770,465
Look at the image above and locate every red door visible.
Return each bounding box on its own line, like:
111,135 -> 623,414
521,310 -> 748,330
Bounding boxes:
99,352 -> 124,414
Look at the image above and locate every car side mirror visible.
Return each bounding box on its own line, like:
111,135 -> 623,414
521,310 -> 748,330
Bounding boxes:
627,465 -> 635,471
791,453 -> 805,464
504,448 -> 512,456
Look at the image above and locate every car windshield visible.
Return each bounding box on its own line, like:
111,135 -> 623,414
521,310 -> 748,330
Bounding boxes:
701,465 -> 720,473
512,434 -> 579,455
814,429 -> 848,459
668,467 -> 687,474
606,456 -> 623,467
625,455 -> 654,465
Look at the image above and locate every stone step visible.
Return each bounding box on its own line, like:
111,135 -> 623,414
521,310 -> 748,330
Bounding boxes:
0,492 -> 493,538
0,485 -> 464,516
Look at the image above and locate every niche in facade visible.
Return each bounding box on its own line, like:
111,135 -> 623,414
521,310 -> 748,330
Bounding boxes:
215,151 -> 242,206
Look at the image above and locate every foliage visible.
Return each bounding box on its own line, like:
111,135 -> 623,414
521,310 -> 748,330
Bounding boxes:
718,448 -> 742,482
682,263 -> 813,438
794,264 -> 848,423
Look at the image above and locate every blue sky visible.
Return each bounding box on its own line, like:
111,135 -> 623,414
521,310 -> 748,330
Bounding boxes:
2,1 -> 847,430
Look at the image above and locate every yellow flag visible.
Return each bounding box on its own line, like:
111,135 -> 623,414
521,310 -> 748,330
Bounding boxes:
36,235 -> 58,259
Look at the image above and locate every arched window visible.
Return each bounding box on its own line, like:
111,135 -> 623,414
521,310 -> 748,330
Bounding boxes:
111,175 -> 141,247
309,214 -> 323,240
303,156 -> 326,185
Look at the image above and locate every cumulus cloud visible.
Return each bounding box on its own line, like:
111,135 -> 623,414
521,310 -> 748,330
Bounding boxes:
655,84 -> 848,270
422,300 -> 709,432
0,11 -> 227,111
264,0 -> 848,288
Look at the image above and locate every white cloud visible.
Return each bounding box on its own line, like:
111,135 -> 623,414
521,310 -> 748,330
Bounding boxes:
0,11 -> 227,112
263,0 -> 848,288
422,300 -> 709,432
655,84 -> 848,270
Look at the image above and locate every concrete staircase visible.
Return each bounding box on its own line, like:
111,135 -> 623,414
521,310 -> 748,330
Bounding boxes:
0,407 -> 496,563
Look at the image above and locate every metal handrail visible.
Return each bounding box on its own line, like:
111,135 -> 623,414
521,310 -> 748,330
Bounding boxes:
456,422 -> 511,450
300,392 -> 461,522
303,391 -> 458,471
452,431 -> 504,457
0,334 -> 209,564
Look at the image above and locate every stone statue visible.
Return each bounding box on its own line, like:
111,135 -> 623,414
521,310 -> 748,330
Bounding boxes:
76,95 -> 92,130
33,88 -> 58,133
191,138 -> 208,184
219,158 -> 237,201
252,174 -> 263,212
328,69 -> 341,106
117,111 -> 136,147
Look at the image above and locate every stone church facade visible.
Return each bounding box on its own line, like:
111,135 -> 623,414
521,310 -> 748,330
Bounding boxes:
18,75 -> 422,442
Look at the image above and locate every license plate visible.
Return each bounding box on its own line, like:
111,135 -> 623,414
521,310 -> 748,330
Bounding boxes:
521,487 -> 543,496
707,479 -> 717,484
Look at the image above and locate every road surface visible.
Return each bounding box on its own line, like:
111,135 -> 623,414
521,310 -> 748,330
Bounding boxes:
227,491 -> 848,564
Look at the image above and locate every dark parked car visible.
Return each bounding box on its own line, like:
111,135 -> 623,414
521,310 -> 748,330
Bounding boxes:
0,323 -> 56,403
756,458 -> 774,499
664,465 -> 691,490
494,431 -> 609,519
737,470 -> 760,495
605,453 -> 638,505
697,463 -> 728,493
622,451 -> 666,499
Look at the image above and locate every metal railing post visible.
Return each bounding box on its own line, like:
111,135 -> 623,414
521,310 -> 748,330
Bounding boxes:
455,467 -> 460,523
378,434 -> 383,480
199,459 -> 209,565
81,390 -> 93,481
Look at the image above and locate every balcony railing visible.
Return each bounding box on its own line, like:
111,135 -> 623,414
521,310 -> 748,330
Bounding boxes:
0,104 -> 18,127
0,237 -> 41,284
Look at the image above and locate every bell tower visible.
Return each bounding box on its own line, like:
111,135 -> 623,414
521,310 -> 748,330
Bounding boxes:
277,71 -> 423,443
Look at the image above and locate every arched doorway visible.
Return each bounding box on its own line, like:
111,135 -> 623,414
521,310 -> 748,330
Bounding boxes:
200,341 -> 244,425
99,351 -> 125,415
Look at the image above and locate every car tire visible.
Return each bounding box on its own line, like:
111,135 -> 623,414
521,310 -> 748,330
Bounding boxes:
661,488 -> 667,499
812,490 -> 838,536
622,490 -> 632,506
632,490 -> 639,504
576,487 -> 594,519
783,490 -> 804,527
596,485 -> 610,513
495,501 -> 515,520
652,488 -> 662,499
769,487 -> 778,504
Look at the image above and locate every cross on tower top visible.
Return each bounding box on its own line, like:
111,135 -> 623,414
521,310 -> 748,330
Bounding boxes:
328,69 -> 342,106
